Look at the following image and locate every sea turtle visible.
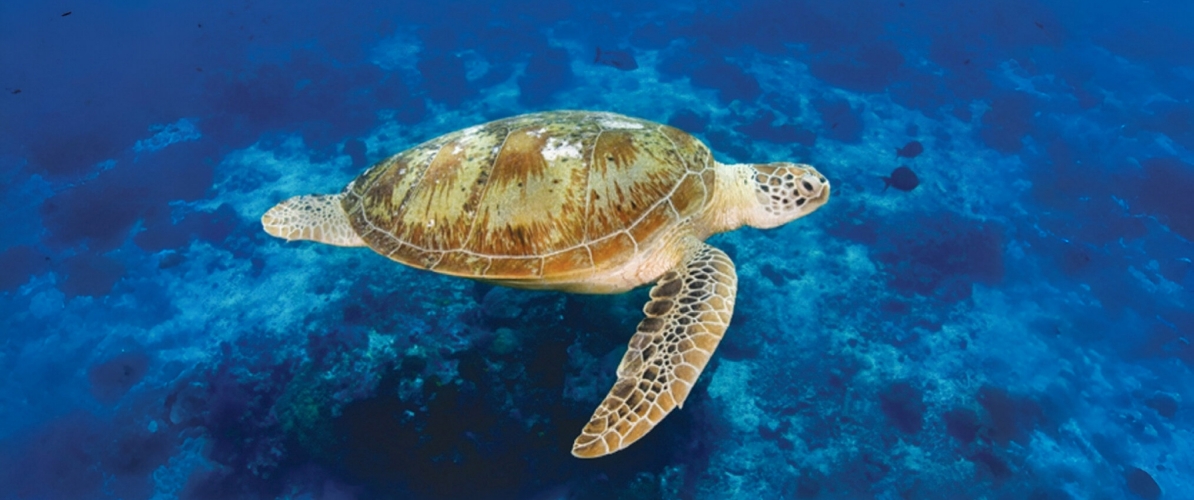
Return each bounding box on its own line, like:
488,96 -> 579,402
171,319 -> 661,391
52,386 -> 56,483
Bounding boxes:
261,110 -> 830,458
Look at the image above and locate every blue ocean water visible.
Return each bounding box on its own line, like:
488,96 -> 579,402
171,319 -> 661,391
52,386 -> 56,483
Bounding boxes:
1,0 -> 1192,498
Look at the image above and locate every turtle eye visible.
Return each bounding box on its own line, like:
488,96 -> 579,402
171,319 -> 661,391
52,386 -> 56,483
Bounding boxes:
797,174 -> 824,196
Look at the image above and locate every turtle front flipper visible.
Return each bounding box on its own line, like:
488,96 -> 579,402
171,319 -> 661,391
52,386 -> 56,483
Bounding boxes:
572,239 -> 737,458
261,194 -> 366,247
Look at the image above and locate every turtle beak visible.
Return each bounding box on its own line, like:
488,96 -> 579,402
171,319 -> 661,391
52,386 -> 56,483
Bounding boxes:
799,169 -> 830,210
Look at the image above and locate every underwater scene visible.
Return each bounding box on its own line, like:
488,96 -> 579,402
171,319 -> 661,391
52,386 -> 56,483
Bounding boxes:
2,0 -> 1193,498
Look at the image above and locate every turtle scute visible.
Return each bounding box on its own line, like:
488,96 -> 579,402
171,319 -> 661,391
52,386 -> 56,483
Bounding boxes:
341,111 -> 717,280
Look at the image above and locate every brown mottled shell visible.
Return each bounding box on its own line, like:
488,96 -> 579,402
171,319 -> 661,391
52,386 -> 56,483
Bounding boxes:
341,111 -> 715,280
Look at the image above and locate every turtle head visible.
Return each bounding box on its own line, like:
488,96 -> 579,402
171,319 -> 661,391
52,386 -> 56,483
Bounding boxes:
742,163 -> 830,229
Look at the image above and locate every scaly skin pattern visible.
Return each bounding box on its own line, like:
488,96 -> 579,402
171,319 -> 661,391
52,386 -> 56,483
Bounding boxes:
261,194 -> 364,247
571,239 -> 736,457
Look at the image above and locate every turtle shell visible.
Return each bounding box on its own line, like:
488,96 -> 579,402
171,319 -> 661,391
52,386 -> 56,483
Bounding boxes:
341,111 -> 716,279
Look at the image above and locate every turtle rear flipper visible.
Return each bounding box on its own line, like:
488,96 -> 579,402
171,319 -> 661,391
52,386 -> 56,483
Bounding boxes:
572,238 -> 737,458
261,194 -> 366,247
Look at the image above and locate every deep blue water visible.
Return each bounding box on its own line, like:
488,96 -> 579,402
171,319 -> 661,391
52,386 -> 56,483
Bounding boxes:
2,0 -> 1193,498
